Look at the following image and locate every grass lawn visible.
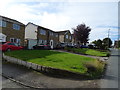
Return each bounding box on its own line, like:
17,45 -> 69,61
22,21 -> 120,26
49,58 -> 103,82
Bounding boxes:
5,50 -> 105,78
65,47 -> 109,57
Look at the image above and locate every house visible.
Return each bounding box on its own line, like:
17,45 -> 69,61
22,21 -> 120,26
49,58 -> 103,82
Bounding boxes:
25,22 -> 59,49
57,30 -> 72,46
0,15 -> 25,46
114,40 -> 119,48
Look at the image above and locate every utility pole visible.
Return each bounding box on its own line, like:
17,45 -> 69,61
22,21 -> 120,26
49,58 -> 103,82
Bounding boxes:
108,29 -> 110,49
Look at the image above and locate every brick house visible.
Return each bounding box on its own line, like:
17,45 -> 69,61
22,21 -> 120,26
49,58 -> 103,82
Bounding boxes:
0,15 -> 25,46
25,22 -> 59,49
57,30 -> 72,46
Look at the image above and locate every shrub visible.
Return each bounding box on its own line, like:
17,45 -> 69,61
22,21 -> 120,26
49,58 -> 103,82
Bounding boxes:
83,59 -> 106,78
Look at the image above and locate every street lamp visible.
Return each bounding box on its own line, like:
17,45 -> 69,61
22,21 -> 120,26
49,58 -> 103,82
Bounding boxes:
108,29 -> 110,49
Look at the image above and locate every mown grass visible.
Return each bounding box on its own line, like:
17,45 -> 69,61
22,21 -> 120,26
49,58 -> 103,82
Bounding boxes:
64,47 -> 109,57
5,50 -> 105,78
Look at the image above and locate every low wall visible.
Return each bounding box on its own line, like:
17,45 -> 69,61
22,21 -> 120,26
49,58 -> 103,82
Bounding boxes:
3,54 -> 91,79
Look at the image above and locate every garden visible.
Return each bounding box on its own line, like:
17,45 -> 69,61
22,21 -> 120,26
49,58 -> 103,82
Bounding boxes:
4,50 -> 106,78
64,47 -> 110,57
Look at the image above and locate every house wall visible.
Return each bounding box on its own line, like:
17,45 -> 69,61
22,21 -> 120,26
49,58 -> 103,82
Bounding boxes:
37,27 -> 48,45
25,23 -> 37,40
64,32 -> 72,45
58,31 -> 72,45
48,31 -> 59,48
59,35 -> 64,43
1,16 -> 25,46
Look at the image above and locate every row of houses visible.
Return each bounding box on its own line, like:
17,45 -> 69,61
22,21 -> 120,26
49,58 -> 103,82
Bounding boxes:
0,15 -> 76,49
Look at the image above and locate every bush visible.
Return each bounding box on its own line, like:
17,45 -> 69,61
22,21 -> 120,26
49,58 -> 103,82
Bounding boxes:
83,60 -> 105,78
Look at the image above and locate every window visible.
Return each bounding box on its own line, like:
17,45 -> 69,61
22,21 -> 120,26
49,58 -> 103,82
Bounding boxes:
66,35 -> 68,39
10,38 -> 21,45
69,36 -> 71,40
44,40 -> 47,44
13,24 -> 20,30
40,29 -> 46,35
55,33 -> 58,37
0,20 -> 6,27
50,31 -> 53,36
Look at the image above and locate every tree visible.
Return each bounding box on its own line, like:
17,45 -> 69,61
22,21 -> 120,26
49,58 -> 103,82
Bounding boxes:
103,38 -> 112,49
73,23 -> 91,45
92,39 -> 102,49
118,41 -> 120,48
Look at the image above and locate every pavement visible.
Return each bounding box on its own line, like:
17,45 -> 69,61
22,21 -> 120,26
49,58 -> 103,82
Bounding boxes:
2,76 -> 27,88
100,48 -> 119,89
2,61 -> 100,88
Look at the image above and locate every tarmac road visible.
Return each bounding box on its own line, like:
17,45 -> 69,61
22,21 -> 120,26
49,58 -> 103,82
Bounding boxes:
2,76 -> 27,88
100,48 -> 119,89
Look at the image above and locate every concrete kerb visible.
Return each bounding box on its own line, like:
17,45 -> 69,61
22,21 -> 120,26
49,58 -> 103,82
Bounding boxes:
26,62 -> 32,68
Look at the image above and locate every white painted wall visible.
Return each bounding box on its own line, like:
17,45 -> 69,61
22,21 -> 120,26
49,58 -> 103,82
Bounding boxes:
25,23 -> 38,39
28,39 -> 37,49
0,33 -> 6,42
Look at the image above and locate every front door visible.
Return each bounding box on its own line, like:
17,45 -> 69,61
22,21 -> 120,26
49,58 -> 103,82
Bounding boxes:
50,40 -> 53,49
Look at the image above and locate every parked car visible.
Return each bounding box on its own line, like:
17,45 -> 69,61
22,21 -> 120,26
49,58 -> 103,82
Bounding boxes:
80,45 -> 89,48
88,44 -> 94,49
56,43 -> 67,49
0,42 -> 23,52
33,44 -> 51,50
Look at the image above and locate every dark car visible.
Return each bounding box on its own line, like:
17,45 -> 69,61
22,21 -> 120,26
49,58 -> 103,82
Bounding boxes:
0,42 -> 23,52
80,45 -> 89,48
33,44 -> 51,50
56,43 -> 67,49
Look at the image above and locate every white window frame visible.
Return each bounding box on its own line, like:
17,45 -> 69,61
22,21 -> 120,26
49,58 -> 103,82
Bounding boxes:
10,38 -> 21,45
40,29 -> 46,35
13,24 -> 20,30
50,31 -> 53,36
0,20 -> 6,27
55,33 -> 58,37
66,35 -> 68,39
69,36 -> 71,40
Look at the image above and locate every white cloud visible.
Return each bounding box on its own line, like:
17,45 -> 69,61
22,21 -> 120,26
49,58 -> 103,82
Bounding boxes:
40,12 -> 70,30
0,1 -> 118,42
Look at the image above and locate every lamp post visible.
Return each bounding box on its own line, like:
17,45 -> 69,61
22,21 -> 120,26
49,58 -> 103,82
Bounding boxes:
108,29 -> 110,49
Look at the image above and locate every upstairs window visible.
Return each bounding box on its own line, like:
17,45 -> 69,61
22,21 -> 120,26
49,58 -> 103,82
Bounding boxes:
69,36 -> 71,40
0,20 -> 6,27
40,29 -> 46,35
50,31 -> 53,36
13,24 -> 20,30
55,34 -> 58,37
66,35 -> 68,39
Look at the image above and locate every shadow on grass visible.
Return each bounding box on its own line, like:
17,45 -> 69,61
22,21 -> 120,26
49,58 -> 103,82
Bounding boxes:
4,50 -> 65,61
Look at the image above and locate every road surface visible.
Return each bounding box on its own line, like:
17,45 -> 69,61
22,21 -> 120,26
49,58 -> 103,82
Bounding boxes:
100,48 -> 119,89
2,61 -> 100,88
2,76 -> 27,88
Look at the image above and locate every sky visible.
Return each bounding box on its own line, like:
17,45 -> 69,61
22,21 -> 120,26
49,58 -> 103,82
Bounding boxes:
0,0 -> 119,43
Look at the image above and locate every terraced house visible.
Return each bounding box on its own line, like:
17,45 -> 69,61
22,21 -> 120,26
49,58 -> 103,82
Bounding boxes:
57,30 -> 72,46
25,22 -> 59,49
0,16 -> 25,46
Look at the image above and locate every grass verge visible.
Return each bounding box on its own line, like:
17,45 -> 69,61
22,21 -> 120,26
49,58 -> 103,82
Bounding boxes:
5,50 -> 105,78
64,47 -> 109,57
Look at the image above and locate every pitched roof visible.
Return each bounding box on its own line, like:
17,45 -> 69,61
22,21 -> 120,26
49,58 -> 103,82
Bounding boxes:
27,22 -> 55,32
0,15 -> 25,25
